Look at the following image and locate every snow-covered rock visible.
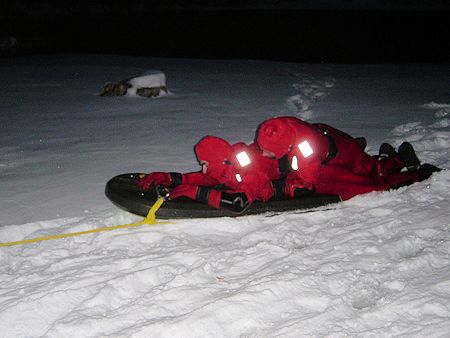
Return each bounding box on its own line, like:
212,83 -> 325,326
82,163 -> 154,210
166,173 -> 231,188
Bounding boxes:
100,71 -> 168,98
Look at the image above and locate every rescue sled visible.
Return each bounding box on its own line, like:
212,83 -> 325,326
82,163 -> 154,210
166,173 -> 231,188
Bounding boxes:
105,173 -> 342,219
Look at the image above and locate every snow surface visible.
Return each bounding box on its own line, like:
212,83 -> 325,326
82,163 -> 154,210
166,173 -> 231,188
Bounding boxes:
0,55 -> 449,337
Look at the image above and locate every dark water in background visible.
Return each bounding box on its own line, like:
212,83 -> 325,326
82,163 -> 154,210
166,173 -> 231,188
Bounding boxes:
1,9 -> 449,63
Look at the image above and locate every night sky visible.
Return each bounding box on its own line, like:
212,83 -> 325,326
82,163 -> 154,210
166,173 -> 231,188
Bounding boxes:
1,1 -> 449,63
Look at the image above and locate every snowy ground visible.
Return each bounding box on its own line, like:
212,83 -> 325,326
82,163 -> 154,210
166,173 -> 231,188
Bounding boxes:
0,55 -> 449,337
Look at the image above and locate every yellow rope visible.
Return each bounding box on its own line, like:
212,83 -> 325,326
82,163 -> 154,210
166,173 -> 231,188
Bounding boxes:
0,198 -> 170,248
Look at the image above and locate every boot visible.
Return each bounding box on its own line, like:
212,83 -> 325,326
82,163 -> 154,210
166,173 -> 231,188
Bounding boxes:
379,143 -> 396,158
418,164 -> 443,180
398,142 -> 420,171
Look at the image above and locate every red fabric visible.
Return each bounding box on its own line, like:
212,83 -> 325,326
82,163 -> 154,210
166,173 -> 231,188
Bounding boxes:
195,135 -> 233,164
169,184 -> 198,200
237,173 -> 274,203
312,123 -> 421,200
315,165 -> 421,200
207,190 -> 222,208
257,117 -> 329,185
314,123 -> 405,178
169,184 -> 222,208
191,140 -> 280,205
234,142 -> 280,181
194,135 -> 237,184
257,118 -> 421,200
315,165 -> 388,200
139,172 -> 172,190
182,172 -> 219,186
384,170 -> 421,188
377,156 -> 405,176
256,119 -> 294,158
284,175 -> 311,198
189,136 -> 279,207
139,171 -> 220,190
231,142 -> 280,203
257,117 -> 329,160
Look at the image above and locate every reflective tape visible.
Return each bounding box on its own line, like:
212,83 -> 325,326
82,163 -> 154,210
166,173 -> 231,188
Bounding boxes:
291,155 -> 298,170
298,140 -> 314,158
236,151 -> 251,167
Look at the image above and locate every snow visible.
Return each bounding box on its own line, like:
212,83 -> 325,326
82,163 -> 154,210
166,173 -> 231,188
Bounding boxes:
0,54 -> 449,337
126,71 -> 168,97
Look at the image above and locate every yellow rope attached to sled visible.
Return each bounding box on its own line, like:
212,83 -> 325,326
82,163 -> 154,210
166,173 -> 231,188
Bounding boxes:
0,198 -> 171,248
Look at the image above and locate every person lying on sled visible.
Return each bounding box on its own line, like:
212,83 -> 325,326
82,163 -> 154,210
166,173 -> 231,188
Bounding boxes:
139,135 -> 288,213
256,116 -> 441,201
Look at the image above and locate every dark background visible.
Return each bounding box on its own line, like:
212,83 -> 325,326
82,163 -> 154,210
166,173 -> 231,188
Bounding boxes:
1,1 -> 449,63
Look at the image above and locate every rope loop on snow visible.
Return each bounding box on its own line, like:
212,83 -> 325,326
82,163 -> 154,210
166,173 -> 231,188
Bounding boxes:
0,198 -> 170,248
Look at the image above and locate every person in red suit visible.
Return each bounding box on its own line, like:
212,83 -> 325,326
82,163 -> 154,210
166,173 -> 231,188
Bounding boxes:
256,116 -> 439,200
139,135 -> 281,212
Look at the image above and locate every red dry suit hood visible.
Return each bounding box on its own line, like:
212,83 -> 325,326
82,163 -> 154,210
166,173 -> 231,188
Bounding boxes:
256,118 -> 294,158
194,135 -> 237,184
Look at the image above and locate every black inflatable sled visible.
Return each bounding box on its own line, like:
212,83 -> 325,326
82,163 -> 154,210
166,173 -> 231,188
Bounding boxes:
105,173 -> 342,219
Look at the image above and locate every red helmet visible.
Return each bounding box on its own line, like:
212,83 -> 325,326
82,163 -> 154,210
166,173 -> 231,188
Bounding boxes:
256,118 -> 293,158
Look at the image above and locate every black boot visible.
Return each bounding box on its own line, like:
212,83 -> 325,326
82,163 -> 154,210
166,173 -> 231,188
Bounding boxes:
418,164 -> 443,180
398,142 -> 420,171
379,143 -> 397,158
355,137 -> 367,151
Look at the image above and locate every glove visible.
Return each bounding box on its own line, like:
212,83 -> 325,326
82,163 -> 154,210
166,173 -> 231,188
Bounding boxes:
169,184 -> 199,200
285,175 -> 314,198
139,172 -> 172,190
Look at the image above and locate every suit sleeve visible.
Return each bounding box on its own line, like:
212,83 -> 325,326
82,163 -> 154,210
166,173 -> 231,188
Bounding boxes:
168,172 -> 220,187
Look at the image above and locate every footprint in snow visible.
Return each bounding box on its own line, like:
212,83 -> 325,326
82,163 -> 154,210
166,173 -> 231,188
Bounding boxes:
285,76 -> 336,120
